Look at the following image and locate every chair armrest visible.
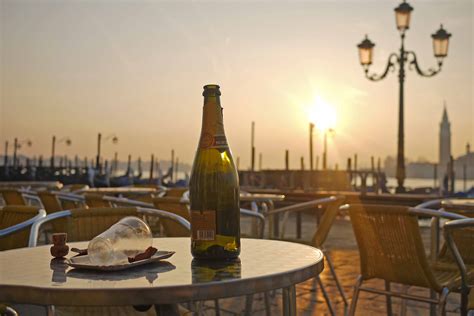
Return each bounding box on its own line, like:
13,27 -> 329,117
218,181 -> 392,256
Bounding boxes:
52,191 -> 85,201
409,207 -> 467,262
23,194 -> 42,206
415,199 -> 442,210
0,209 -> 47,237
28,210 -> 72,247
240,208 -> 265,239
271,196 -> 345,240
445,218 -> 474,230
408,207 -> 467,220
137,207 -> 191,232
443,218 -> 474,289
266,196 -> 343,216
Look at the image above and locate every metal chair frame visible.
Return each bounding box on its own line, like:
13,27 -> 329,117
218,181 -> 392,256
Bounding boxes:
28,207 -> 190,247
106,195 -> 266,239
444,218 -> 474,316
266,196 -> 347,315
0,209 -> 47,238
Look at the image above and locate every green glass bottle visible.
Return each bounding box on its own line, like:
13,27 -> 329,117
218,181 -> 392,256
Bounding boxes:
190,84 -> 240,260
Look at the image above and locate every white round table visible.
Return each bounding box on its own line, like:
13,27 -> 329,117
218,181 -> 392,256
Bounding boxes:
0,238 -> 323,315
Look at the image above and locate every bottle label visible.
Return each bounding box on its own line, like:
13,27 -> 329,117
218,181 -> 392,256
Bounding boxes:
200,99 -> 228,149
200,133 -> 228,149
191,210 -> 216,241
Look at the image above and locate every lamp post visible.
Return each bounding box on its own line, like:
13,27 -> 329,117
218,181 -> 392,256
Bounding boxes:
51,136 -> 71,168
357,0 -> 451,193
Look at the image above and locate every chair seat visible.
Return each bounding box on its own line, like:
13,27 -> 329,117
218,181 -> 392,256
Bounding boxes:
431,261 -> 474,291
432,257 -> 474,272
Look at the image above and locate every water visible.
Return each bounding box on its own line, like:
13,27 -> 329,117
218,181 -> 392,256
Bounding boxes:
386,177 -> 474,192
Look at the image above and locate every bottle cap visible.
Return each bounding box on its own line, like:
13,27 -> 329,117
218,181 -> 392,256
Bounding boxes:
203,84 -> 221,96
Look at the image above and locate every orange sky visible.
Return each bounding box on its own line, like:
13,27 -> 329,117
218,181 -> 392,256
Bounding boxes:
1,0 -> 472,169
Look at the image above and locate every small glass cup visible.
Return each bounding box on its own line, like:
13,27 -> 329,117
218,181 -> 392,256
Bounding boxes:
88,216 -> 152,265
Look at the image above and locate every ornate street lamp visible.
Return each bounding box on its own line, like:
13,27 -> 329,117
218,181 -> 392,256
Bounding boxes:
394,0 -> 413,32
357,1 -> 451,193
357,35 -> 375,71
432,25 -> 452,61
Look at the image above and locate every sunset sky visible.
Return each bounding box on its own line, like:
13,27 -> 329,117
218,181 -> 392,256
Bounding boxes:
1,0 -> 472,170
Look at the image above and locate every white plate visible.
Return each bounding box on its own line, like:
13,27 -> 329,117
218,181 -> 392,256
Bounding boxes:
66,251 -> 175,271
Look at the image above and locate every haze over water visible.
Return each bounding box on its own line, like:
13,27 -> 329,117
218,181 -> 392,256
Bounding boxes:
1,0 -> 472,169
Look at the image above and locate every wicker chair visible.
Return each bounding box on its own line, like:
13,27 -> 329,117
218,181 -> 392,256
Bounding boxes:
37,191 -> 63,213
0,189 -> 26,206
415,199 -> 474,262
0,206 -> 46,250
161,187 -> 188,198
265,196 -> 347,315
347,204 -> 467,316
84,193 -> 112,208
28,207 -> 190,247
444,218 -> 474,315
54,192 -> 86,210
153,197 -> 191,237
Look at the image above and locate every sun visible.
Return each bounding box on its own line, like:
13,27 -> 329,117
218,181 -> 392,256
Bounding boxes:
308,96 -> 337,132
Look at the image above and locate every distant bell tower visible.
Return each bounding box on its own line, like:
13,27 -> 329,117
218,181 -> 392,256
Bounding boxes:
439,102 -> 451,176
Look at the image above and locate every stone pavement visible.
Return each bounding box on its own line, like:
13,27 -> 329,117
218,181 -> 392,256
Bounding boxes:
204,216 -> 462,315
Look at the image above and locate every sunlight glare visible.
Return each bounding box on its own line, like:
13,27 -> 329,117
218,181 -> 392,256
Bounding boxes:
308,96 -> 337,132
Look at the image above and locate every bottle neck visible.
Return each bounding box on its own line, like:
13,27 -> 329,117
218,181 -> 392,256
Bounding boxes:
199,96 -> 227,149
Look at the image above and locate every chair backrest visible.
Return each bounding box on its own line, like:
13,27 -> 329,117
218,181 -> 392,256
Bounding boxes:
447,223 -> 474,265
61,199 -> 83,210
0,206 -> 41,250
65,207 -> 138,242
311,196 -> 345,248
0,189 -> 26,206
348,204 -> 442,291
153,197 -> 190,237
37,191 -> 63,213
164,188 -> 188,198
84,193 -> 112,208
29,207 -> 190,247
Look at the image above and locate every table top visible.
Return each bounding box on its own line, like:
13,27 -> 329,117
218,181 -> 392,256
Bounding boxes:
80,187 -> 159,194
240,193 -> 285,202
0,238 -> 323,306
179,193 -> 285,204
0,181 -> 63,189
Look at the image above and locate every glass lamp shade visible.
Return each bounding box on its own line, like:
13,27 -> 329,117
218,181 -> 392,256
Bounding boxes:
432,25 -> 451,58
394,1 -> 414,31
357,35 -> 375,66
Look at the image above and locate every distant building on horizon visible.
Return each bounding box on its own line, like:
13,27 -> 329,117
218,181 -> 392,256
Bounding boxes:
455,143 -> 474,181
439,103 -> 451,179
383,104 -> 473,184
